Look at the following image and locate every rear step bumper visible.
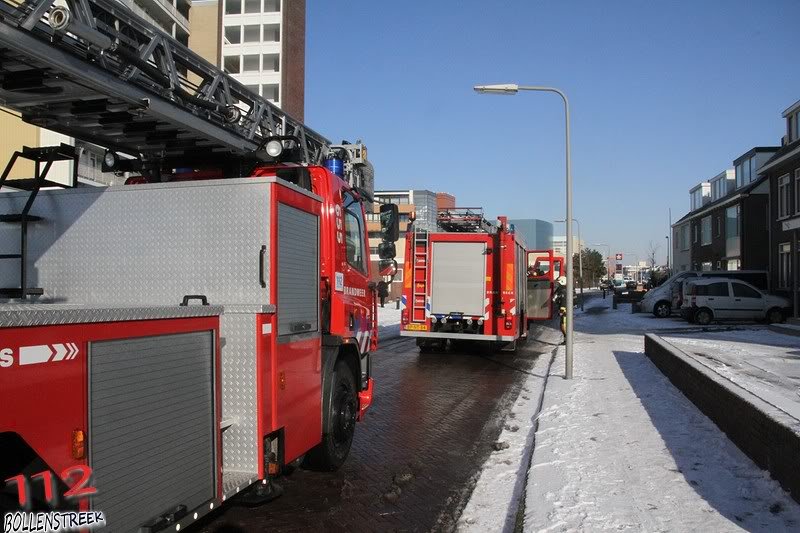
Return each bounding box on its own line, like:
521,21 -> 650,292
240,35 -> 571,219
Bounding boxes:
400,330 -> 517,341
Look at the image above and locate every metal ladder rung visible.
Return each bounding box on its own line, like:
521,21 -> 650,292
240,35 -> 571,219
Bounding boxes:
0,214 -> 43,223
0,287 -> 44,298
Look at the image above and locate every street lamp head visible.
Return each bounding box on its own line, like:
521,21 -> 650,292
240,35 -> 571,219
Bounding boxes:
473,84 -> 519,95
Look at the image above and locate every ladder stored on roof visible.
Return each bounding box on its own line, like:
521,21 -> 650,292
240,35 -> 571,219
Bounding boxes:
0,0 -> 370,187
0,144 -> 77,299
436,208 -> 496,233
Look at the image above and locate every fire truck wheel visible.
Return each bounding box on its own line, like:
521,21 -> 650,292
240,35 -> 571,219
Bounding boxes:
304,360 -> 357,471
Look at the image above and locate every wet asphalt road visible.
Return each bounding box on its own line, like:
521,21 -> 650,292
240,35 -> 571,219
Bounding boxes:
196,323 -> 559,533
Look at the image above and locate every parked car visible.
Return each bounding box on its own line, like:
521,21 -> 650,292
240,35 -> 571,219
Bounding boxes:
612,279 -> 627,293
681,277 -> 788,325
640,270 -> 768,318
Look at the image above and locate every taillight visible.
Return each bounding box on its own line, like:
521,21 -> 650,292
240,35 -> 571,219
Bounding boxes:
505,318 -> 513,329
72,429 -> 85,459
401,310 -> 409,325
124,176 -> 148,185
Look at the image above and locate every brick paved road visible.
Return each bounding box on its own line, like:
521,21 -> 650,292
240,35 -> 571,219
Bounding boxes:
196,324 -> 558,533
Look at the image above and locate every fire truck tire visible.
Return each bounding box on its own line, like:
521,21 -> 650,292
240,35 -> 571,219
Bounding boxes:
304,360 -> 357,471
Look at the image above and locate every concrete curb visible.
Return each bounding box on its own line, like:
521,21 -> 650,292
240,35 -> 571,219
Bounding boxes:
644,334 -> 800,503
769,324 -> 800,338
456,347 -> 557,532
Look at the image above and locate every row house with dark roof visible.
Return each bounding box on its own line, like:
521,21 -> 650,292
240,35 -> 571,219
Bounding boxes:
760,99 -> 800,306
672,148 -> 778,273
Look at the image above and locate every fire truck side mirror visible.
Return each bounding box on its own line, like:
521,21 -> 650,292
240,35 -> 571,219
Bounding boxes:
377,241 -> 396,260
379,203 -> 400,242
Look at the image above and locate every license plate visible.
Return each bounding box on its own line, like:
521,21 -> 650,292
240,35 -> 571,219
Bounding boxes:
405,323 -> 428,331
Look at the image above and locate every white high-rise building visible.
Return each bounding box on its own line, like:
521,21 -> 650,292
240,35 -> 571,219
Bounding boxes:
220,0 -> 305,120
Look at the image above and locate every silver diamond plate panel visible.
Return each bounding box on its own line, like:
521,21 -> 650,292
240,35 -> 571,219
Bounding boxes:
0,178 -> 273,307
220,312 -> 258,474
223,304 -> 276,314
222,471 -> 258,499
0,304 -> 223,327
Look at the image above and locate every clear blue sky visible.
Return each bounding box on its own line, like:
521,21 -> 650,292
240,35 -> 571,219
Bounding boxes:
304,0 -> 800,264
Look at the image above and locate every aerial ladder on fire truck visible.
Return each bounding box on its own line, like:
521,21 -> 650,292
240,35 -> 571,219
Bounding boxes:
0,1 -> 401,529
0,0 -> 374,298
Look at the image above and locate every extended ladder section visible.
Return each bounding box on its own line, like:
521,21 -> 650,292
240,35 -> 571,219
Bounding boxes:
0,0 -> 369,186
437,207 -> 496,234
411,230 -> 429,322
0,143 -> 77,299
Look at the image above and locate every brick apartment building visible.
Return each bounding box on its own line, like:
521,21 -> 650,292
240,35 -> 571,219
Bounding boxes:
672,148 -> 777,273
761,99 -> 800,304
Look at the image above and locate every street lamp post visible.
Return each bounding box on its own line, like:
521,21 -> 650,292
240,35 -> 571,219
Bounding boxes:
556,218 -> 582,311
665,235 -> 670,273
475,83 -> 573,379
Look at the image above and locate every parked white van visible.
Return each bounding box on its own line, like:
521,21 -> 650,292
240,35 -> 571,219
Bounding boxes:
640,270 -> 768,318
681,277 -> 788,325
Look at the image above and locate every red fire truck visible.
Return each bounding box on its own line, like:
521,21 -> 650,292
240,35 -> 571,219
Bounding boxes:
0,1 -> 399,531
399,208 -> 528,351
526,250 -> 565,321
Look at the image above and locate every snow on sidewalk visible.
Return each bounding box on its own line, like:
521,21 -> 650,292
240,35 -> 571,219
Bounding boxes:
524,331 -> 800,532
377,304 -> 401,340
663,330 -> 800,422
458,348 -> 555,532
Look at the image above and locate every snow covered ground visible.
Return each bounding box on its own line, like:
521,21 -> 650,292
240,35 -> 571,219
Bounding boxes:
377,303 -> 401,340
663,330 -> 800,421
458,329 -> 559,532
521,300 -> 800,532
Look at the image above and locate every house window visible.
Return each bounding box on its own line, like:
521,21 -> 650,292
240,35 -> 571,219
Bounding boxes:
779,174 -> 791,218
225,0 -> 242,14
701,262 -> 712,271
701,216 -> 711,246
262,83 -> 279,102
243,24 -> 260,43
242,54 -> 259,72
725,206 -> 738,238
264,0 -> 280,11
711,178 -> 723,201
262,53 -> 279,72
693,224 -> 698,243
223,55 -> 240,74
263,23 -> 280,42
715,216 -> 722,237
690,188 -> 702,211
727,259 -> 740,270
789,112 -> 800,143
795,169 -> 800,215
736,163 -> 743,189
681,225 -> 689,250
743,158 -> 751,183
244,0 -> 260,13
779,243 -> 792,289
224,26 -> 241,44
